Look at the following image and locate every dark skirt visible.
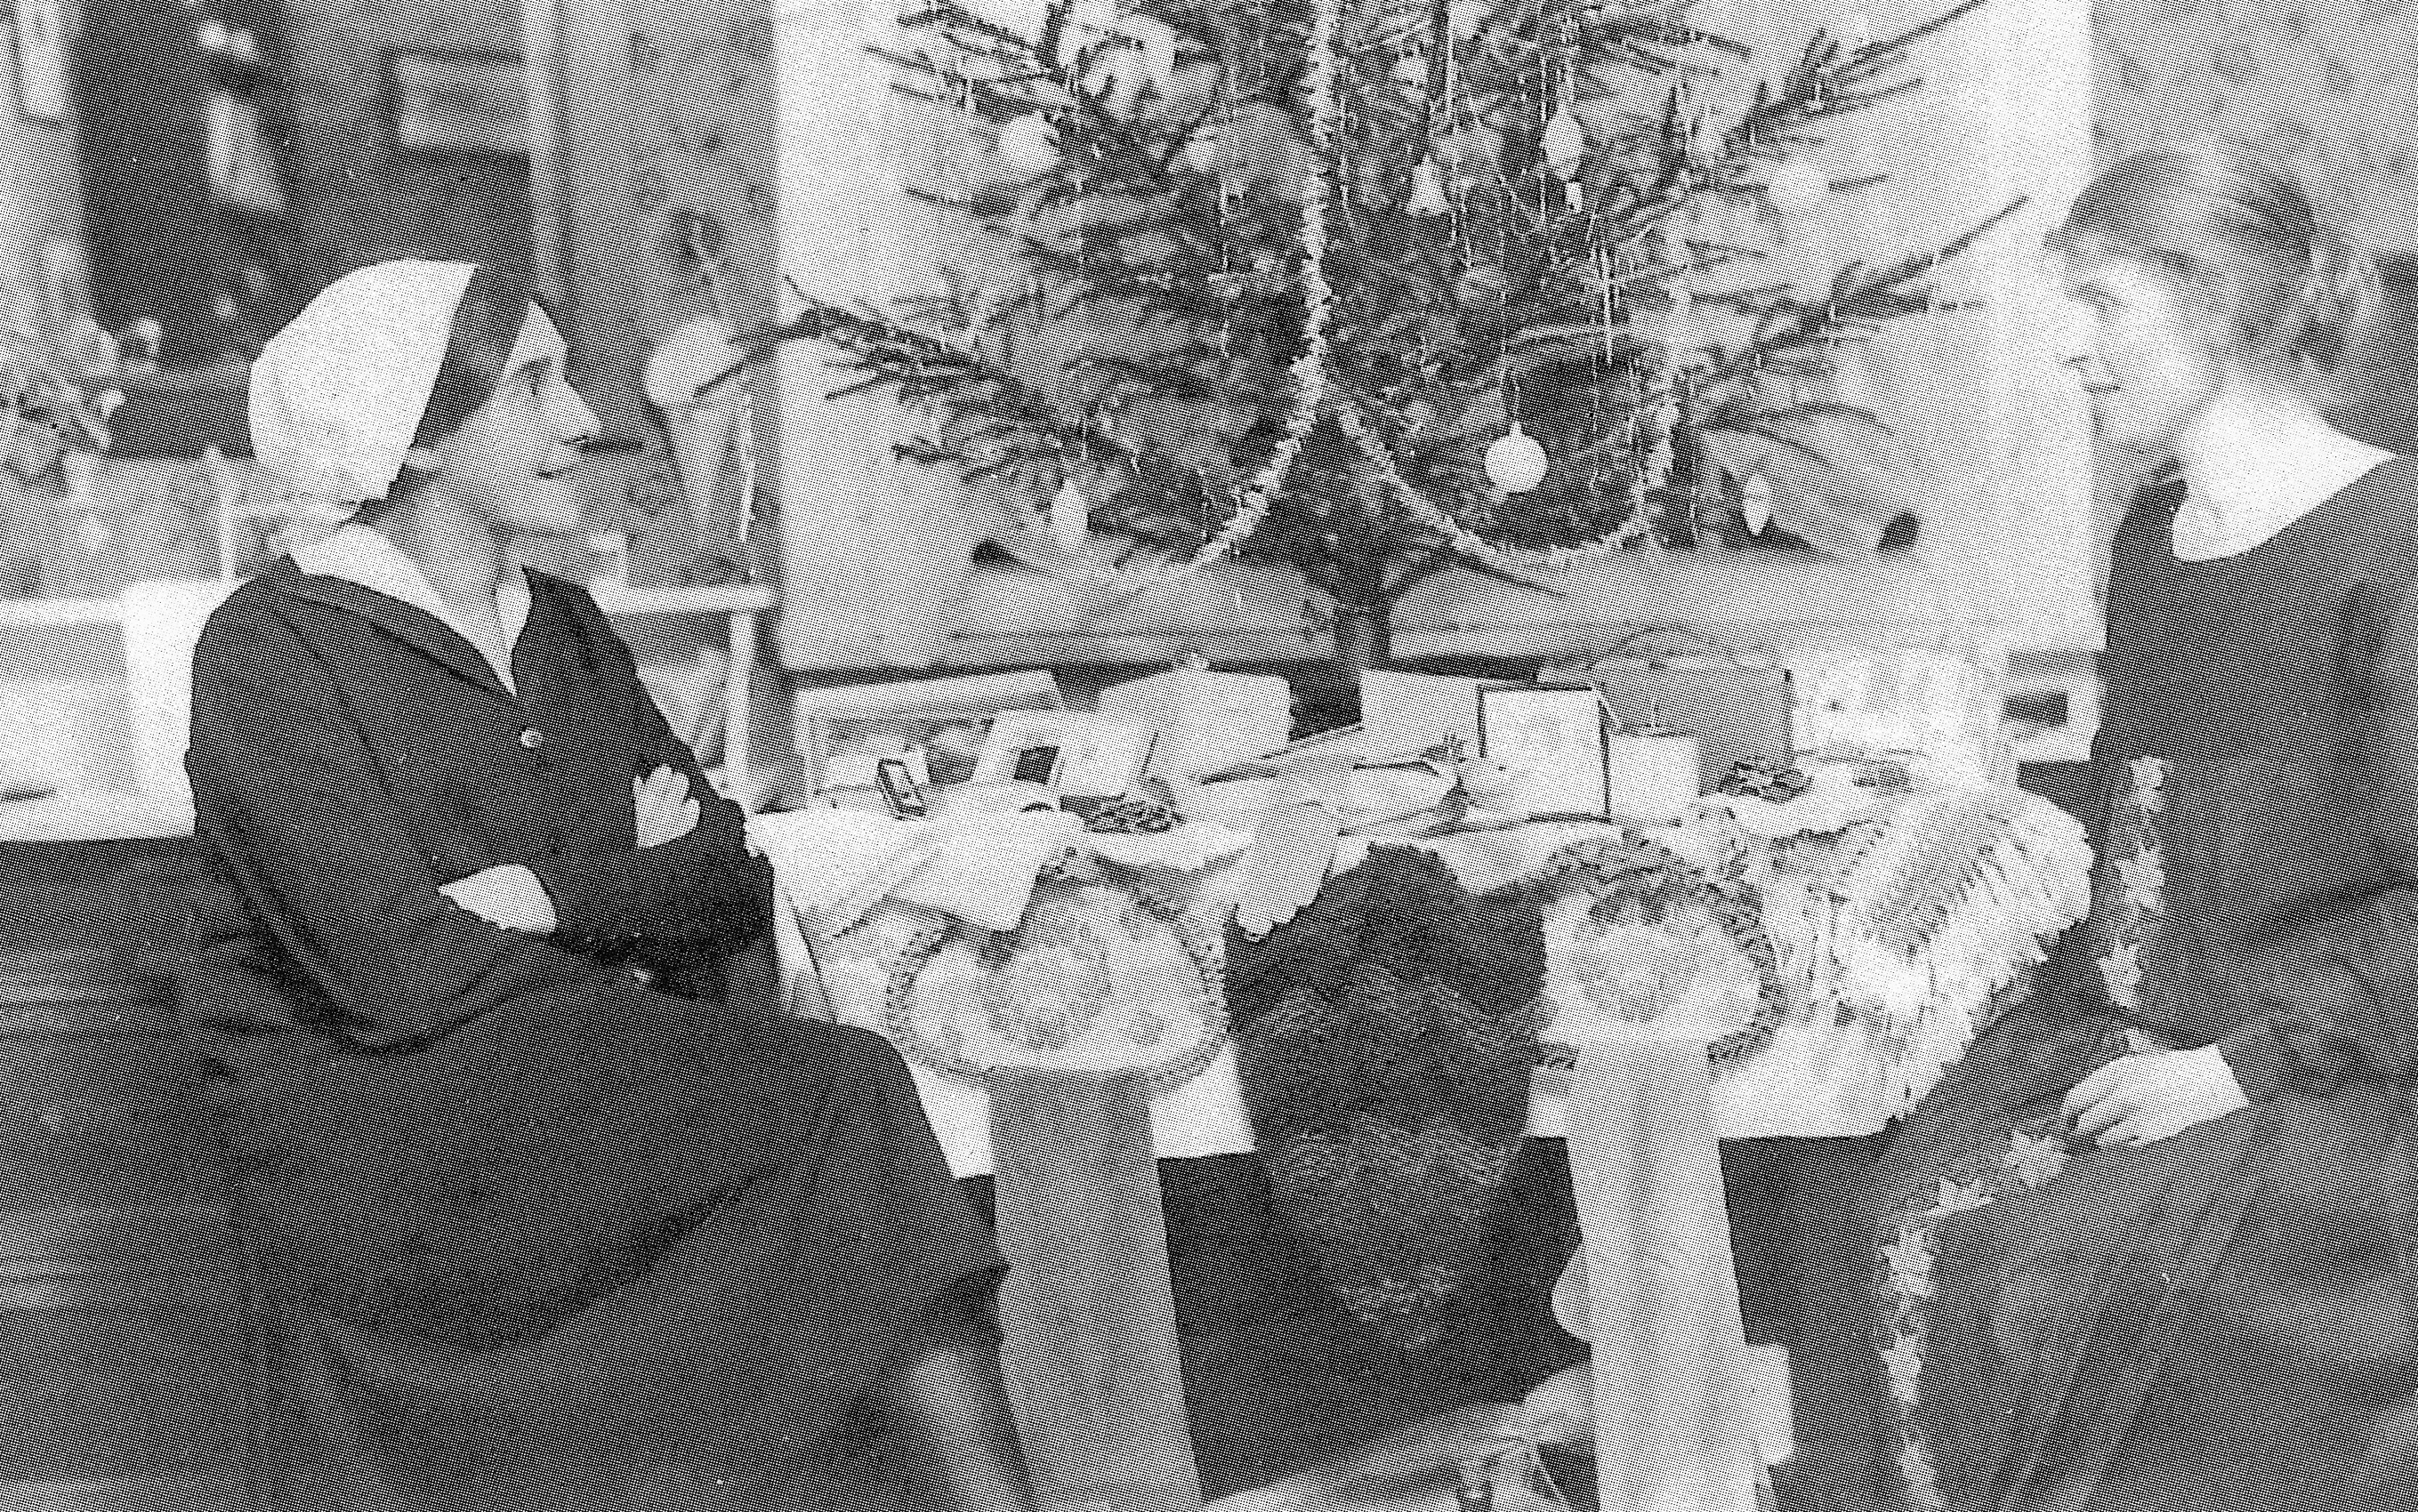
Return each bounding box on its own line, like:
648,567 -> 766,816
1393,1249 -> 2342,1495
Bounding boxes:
1790,1001 -> 2418,1512
214,1007 -> 1002,1511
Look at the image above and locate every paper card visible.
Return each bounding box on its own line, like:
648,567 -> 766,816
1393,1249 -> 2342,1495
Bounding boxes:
1479,685 -> 1610,816
973,712 -> 1157,799
1097,667 -> 1294,779
1360,670 -> 1515,760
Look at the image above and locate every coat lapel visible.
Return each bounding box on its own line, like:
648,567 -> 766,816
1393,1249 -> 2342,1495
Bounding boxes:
270,563 -> 516,700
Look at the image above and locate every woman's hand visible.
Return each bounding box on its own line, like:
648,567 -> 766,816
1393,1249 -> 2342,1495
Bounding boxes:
2063,1043 -> 2249,1148
440,864 -> 559,934
634,765 -> 699,849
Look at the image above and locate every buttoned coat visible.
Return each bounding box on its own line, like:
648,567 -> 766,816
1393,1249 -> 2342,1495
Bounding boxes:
179,559 -> 995,1365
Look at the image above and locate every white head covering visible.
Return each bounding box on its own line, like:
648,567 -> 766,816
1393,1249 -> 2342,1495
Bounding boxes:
248,260 -> 480,506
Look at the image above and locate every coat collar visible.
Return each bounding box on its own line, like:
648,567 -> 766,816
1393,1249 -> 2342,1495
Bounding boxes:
274,525 -> 536,698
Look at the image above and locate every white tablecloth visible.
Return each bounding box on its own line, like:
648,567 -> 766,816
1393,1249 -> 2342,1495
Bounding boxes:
756,798 -> 2089,1178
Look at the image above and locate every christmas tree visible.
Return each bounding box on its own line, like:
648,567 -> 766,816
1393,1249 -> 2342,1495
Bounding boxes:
757,0 -> 2018,672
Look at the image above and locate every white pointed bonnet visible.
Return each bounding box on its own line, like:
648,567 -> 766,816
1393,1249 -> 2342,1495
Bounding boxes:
248,260 -> 480,507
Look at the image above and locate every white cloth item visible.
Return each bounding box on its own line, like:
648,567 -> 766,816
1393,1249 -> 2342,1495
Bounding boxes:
1567,1039 -> 1763,1512
293,523 -> 530,693
747,807 -> 1083,936
249,260 -> 479,507
1082,823 -> 1254,873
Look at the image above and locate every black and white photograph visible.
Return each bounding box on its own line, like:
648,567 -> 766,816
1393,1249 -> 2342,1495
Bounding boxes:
5,0 -> 2418,1508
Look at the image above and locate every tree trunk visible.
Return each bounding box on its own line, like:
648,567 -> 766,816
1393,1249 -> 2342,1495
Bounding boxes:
1293,600 -> 1392,736
1295,605 -> 1392,740
1330,601 -> 1392,679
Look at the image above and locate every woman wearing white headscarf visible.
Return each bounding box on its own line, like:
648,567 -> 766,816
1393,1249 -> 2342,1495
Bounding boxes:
183,261 -> 1028,1511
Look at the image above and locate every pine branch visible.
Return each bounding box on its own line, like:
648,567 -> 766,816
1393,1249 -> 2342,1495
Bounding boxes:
764,0 -> 2018,581
1691,196 -> 2029,392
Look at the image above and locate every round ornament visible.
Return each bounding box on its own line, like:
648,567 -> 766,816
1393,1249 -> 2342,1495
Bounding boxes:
996,113 -> 1060,173
1542,109 -> 1587,176
1179,125 -> 1219,173
1392,52 -> 1428,87
1484,423 -> 1549,493
1448,0 -> 1487,38
1406,156 -> 1451,216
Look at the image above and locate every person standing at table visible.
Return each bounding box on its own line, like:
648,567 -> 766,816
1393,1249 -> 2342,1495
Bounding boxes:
181,259 -> 1030,1512
1786,140 -> 2418,1512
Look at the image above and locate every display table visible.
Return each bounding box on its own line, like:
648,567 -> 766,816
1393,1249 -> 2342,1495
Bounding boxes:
751,789 -> 2092,1508
759,792 -> 2092,1173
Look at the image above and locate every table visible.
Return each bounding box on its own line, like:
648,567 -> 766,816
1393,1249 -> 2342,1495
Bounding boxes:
754,791 -> 2092,1508
769,794 -> 2092,1173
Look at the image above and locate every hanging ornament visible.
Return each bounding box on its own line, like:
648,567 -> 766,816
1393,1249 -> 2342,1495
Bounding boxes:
996,113 -> 1060,173
1448,0 -> 1487,38
1406,156 -> 1451,216
1050,476 -> 1091,550
1565,180 -> 1584,213
1179,125 -> 1220,174
1766,156 -> 1831,216
1739,472 -> 1774,536
1393,52 -> 1428,88
1845,7 -> 1874,52
1542,109 -> 1586,177
1485,424 -> 1549,494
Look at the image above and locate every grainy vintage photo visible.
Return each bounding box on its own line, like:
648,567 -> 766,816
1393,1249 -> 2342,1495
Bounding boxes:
4,0 -> 2418,1508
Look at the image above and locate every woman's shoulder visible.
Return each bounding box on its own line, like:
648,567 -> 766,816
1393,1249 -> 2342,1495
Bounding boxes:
522,568 -> 604,620
522,568 -> 620,643
196,560 -> 306,645
2344,452 -> 2418,519
2313,454 -> 2418,570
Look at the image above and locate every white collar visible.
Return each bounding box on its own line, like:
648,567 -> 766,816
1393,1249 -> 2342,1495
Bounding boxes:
2170,389 -> 2391,560
293,522 -> 531,692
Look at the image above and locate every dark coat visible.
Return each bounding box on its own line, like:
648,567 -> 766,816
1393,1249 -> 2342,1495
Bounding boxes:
183,559 -> 769,1070
180,560 -> 995,1365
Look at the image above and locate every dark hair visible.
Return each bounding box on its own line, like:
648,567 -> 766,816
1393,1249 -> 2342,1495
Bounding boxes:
2049,139 -> 2377,398
368,262 -> 542,512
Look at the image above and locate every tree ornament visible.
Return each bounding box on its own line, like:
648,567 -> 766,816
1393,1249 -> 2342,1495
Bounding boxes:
1766,155 -> 1830,215
1542,109 -> 1586,176
996,113 -> 1060,173
1050,477 -> 1091,550
1739,472 -> 1774,535
781,0 -> 2020,609
1179,125 -> 1219,173
1484,424 -> 1548,494
1845,7 -> 1874,51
